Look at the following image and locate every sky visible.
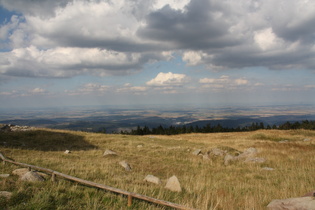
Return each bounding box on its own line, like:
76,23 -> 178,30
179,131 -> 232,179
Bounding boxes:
0,0 -> 315,108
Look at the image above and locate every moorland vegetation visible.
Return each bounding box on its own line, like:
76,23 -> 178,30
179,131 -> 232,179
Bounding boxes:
0,127 -> 314,209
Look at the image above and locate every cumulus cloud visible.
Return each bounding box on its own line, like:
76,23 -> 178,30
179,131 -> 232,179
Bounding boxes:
1,0 -> 315,80
199,75 -> 249,90
146,72 -> 187,86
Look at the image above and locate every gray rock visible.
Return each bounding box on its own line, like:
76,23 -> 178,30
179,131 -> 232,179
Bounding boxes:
304,138 -> 311,142
119,160 -> 131,171
245,157 -> 266,163
279,140 -> 289,143
12,168 -> 29,177
0,191 -> 12,200
165,175 -> 182,192
237,147 -> 257,159
267,196 -> 315,210
64,150 -> 71,154
137,144 -> 143,148
202,154 -> 211,161
144,175 -> 161,185
192,149 -> 202,156
103,149 -> 117,156
224,154 -> 236,165
0,174 -> 10,178
262,167 -> 275,171
20,171 -> 45,182
210,148 -> 226,156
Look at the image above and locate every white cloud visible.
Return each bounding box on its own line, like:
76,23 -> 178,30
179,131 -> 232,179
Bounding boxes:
199,75 -> 249,90
146,72 -> 187,86
0,46 -> 146,77
153,0 -> 191,11
182,51 -> 203,66
1,0 -> 315,81
254,28 -> 285,51
30,87 -> 46,94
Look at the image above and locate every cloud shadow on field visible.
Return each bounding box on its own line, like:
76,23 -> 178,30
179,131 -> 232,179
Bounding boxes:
0,130 -> 97,151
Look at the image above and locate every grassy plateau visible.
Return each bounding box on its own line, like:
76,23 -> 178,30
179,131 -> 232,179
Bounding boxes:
0,128 -> 315,209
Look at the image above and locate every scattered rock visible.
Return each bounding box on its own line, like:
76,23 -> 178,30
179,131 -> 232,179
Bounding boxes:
144,175 -> 161,185
224,154 -> 235,165
192,149 -> 202,156
165,175 -> 182,192
262,167 -> 275,171
0,124 -> 33,132
20,171 -> 45,182
237,147 -> 257,159
202,154 -> 211,161
279,140 -> 289,143
244,157 -> 266,163
119,160 -> 131,171
64,150 -> 71,154
12,168 -> 29,177
304,138 -> 311,142
137,145 -> 143,148
267,197 -> 315,210
0,174 -> 10,178
103,149 -> 117,156
0,191 -> 12,200
209,148 -> 226,156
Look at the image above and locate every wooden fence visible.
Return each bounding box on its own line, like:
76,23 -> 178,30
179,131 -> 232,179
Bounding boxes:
0,152 -> 196,210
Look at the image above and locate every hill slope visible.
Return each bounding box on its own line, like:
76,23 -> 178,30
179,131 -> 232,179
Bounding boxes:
1,128 -> 315,209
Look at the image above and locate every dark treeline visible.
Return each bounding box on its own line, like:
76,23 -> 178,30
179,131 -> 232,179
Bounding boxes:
121,120 -> 315,135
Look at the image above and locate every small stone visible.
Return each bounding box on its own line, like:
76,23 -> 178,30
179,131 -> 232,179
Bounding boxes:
0,191 -> 12,200
119,160 -> 131,171
64,150 -> 71,154
103,149 -> 117,156
192,149 -> 202,156
165,175 -> 182,192
20,171 -> 45,182
262,167 -> 275,171
137,145 -> 143,148
245,157 -> 266,163
0,174 -> 10,178
304,138 -> 311,142
279,140 -> 289,143
144,175 -> 161,185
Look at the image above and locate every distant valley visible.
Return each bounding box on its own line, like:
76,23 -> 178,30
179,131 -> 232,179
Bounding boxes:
1,104 -> 315,133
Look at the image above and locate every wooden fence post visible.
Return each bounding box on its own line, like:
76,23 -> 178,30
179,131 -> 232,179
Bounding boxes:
128,194 -> 133,207
51,173 -> 56,182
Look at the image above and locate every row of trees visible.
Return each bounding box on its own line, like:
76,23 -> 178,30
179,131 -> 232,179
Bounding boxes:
122,120 -> 315,135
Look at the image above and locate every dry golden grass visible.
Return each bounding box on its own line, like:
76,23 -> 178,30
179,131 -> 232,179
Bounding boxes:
1,128 -> 315,209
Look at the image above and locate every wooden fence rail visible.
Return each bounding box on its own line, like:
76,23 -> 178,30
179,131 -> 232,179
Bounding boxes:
0,152 -> 196,210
